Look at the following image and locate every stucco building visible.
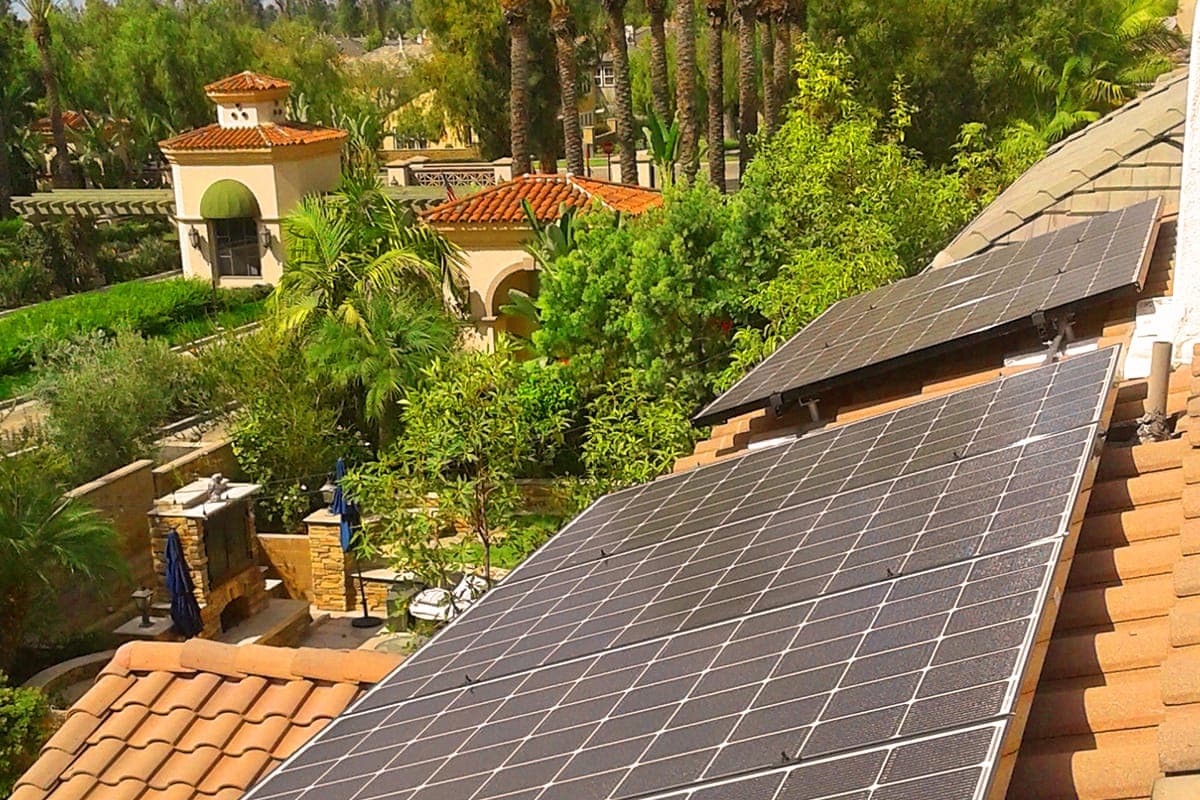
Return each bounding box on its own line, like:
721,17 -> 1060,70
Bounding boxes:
420,173 -> 662,349
159,72 -> 347,287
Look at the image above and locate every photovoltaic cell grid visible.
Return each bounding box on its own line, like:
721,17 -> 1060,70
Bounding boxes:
246,348 -> 1119,800
695,198 -> 1158,425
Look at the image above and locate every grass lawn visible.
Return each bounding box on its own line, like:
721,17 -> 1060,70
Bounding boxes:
0,285 -> 267,402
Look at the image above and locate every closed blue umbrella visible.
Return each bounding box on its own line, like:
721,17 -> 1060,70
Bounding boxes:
165,528 -> 203,638
329,457 -> 359,553
328,458 -> 380,628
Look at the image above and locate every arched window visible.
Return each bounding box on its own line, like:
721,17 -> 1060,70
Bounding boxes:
200,179 -> 262,277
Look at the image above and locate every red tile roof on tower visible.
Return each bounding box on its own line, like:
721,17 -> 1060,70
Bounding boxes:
10,640 -> 403,800
421,174 -> 663,225
204,72 -> 292,94
159,122 -> 347,152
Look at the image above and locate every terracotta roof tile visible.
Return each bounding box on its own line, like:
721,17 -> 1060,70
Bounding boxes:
203,72 -> 291,94
159,123 -> 346,153
196,676 -> 268,718
422,173 -> 662,225
72,674 -> 136,717
226,715 -> 292,757
11,641 -> 403,800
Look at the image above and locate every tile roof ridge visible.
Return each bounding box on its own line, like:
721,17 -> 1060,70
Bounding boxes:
101,640 -> 400,684
1159,341 -> 1200,779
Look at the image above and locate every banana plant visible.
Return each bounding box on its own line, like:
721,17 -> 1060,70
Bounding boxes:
642,110 -> 680,188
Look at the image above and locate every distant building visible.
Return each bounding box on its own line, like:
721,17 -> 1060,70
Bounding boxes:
159,72 -> 347,287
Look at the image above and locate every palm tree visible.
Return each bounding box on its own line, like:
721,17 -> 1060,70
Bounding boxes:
770,0 -> 791,122
0,453 -> 123,673
601,0 -> 639,184
645,0 -> 672,123
759,7 -> 777,135
675,0 -> 699,182
304,292 -> 458,447
705,0 -> 726,192
272,177 -> 458,335
1015,0 -> 1180,143
501,0 -> 533,176
550,0 -> 585,175
20,0 -> 80,188
735,0 -> 758,178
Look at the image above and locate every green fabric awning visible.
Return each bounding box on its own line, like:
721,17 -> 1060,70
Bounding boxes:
199,179 -> 259,219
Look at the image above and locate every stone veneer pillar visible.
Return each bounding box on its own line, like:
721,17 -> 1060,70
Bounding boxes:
305,509 -> 356,612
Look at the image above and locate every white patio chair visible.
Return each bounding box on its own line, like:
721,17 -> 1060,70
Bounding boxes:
408,573 -> 488,622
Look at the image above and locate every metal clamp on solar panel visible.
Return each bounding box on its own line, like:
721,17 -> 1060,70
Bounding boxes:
245,347 -> 1123,800
694,198 -> 1161,427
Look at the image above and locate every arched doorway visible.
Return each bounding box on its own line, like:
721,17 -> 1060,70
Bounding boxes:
200,179 -> 262,278
489,267 -> 540,354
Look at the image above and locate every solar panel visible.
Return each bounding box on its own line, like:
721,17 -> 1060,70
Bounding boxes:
695,199 -> 1159,426
246,347 -> 1119,800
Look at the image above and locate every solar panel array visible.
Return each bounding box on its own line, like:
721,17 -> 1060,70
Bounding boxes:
246,347 -> 1119,800
695,198 -> 1158,425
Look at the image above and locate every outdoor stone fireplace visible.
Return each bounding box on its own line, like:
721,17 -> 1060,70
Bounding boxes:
147,476 -> 266,639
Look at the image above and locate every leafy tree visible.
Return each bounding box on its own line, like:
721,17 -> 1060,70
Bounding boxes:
0,1 -> 35,216
0,675 -> 49,797
349,344 -> 568,584
724,42 -> 977,381
413,0 -> 563,164
336,0 -> 364,35
581,374 -> 700,492
201,328 -> 358,530
0,448 -> 124,673
535,182 -> 766,402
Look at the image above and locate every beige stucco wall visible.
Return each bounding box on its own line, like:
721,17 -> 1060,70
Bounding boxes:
169,148 -> 342,287
438,225 -> 537,350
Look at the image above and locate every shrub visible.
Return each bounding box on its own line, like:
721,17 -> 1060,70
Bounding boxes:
0,676 -> 49,797
581,375 -> 701,494
34,330 -> 206,485
203,331 -> 359,531
95,221 -> 181,284
0,279 -> 232,378
0,261 -> 54,309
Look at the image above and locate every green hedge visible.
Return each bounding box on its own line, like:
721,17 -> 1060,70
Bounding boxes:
0,279 -> 264,377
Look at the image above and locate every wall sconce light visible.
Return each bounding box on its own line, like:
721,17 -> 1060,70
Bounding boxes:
187,226 -> 200,250
260,228 -> 272,249
131,587 -> 155,628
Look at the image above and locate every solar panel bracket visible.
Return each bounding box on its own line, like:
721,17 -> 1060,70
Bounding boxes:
770,392 -> 786,418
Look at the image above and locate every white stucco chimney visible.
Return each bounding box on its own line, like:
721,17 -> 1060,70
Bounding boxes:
1173,15 -> 1200,359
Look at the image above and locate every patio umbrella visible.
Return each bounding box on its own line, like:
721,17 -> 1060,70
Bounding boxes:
329,458 -> 380,628
165,528 -> 203,638
328,457 -> 357,553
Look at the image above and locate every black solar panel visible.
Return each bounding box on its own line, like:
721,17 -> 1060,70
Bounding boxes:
695,199 -> 1158,425
245,347 -> 1119,800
